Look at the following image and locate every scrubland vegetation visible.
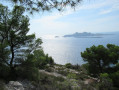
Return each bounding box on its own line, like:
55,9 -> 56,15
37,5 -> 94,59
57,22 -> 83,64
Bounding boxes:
0,2 -> 119,90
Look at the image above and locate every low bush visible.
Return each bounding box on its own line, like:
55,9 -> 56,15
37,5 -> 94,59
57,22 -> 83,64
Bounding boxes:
65,63 -> 72,68
16,65 -> 40,81
110,71 -> 119,88
65,63 -> 81,70
0,80 -> 6,90
67,73 -> 77,79
0,64 -> 10,81
45,67 -> 54,72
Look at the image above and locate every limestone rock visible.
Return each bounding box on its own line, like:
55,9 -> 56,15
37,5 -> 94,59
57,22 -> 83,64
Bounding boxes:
6,81 -> 24,90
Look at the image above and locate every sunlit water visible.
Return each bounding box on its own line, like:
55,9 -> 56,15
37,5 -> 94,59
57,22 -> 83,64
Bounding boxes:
42,32 -> 119,65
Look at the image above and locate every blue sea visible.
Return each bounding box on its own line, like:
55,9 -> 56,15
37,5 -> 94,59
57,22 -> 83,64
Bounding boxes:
42,32 -> 119,65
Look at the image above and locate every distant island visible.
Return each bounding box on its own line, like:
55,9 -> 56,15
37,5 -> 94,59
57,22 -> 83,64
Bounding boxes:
63,32 -> 113,38
55,36 -> 59,38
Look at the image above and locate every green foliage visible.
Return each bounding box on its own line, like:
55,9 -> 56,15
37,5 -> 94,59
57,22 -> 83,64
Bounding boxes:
81,44 -> 119,89
65,63 -> 81,71
114,63 -> 119,72
65,63 -> 72,68
100,73 -> 112,83
0,4 -> 42,68
81,63 -> 89,74
0,81 -> 6,90
55,66 -> 69,76
57,69 -> 69,76
15,49 -> 54,80
25,49 -> 54,69
0,4 -> 54,81
81,44 -> 119,76
16,66 -> 40,81
5,0 -> 82,14
33,72 -> 72,90
67,73 -> 77,79
110,71 -> 119,88
0,64 -> 10,81
0,4 -> 41,80
100,73 -> 109,78
45,67 -> 54,72
97,73 -> 113,90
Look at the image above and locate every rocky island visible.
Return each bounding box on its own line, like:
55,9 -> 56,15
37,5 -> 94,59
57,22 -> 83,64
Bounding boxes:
63,32 -> 111,38
55,36 -> 59,38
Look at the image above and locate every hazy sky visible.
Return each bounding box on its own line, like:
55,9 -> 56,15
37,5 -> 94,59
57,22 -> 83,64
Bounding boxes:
28,0 -> 119,38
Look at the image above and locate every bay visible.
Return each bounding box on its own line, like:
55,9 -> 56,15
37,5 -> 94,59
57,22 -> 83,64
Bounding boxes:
42,32 -> 119,65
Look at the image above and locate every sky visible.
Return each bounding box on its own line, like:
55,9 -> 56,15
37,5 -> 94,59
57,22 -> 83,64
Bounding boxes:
28,0 -> 119,38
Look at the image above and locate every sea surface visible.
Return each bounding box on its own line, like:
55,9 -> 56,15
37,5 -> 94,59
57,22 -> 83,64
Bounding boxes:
42,32 -> 119,65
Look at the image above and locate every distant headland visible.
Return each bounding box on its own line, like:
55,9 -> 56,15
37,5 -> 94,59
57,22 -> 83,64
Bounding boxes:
63,32 -> 114,38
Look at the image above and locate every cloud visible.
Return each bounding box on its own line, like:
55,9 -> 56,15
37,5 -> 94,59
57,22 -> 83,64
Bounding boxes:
99,9 -> 112,15
29,11 -> 73,37
77,1 -> 106,10
99,0 -> 119,15
31,0 -> 119,23
29,0 -> 119,38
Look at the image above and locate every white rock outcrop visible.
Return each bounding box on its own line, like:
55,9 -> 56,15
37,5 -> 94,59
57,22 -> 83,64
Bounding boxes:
6,81 -> 24,90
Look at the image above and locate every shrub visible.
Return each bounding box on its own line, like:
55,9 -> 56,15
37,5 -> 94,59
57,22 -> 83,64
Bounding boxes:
98,73 -> 113,90
45,67 -> 54,72
81,44 -> 119,76
57,70 -> 69,76
65,63 -> 81,71
65,63 -> 72,68
0,81 -> 6,90
110,71 -> 119,88
0,64 -> 10,81
67,73 -> 77,79
16,65 -> 40,81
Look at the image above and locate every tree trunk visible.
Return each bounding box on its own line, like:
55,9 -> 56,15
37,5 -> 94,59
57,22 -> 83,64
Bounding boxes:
10,45 -> 14,68
9,44 -> 17,80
